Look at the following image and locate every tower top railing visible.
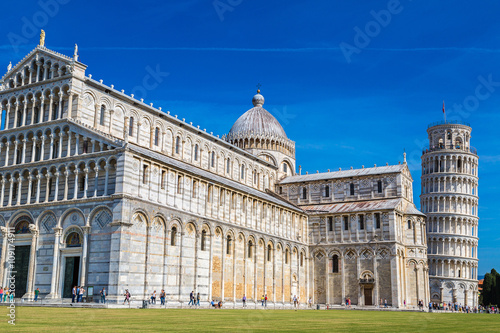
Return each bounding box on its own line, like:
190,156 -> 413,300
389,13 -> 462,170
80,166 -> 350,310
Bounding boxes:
428,120 -> 471,129
422,144 -> 477,155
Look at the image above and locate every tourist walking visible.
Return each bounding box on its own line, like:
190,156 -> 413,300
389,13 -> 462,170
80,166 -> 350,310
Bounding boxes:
74,286 -> 79,303
264,294 -> 268,308
79,286 -> 85,303
196,292 -> 200,307
100,287 -> 107,304
293,295 -> 298,309
308,297 -> 312,308
384,299 -> 387,308
151,290 -> 156,304
242,294 -> 246,308
34,288 -> 40,302
123,289 -> 130,305
160,289 -> 166,305
188,291 -> 194,306
261,295 -> 265,307
0,286 -> 3,302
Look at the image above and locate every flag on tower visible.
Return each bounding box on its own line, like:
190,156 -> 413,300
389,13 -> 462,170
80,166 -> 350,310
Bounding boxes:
442,101 -> 445,113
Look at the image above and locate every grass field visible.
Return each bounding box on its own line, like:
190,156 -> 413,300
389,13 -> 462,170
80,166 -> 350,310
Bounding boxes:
1,307 -> 499,332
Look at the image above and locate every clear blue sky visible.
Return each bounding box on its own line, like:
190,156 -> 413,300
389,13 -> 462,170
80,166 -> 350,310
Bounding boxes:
2,0 -> 499,275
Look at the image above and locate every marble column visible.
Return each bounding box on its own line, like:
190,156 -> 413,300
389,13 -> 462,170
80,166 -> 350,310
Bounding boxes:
24,225 -> 39,299
73,170 -> 79,200
104,165 -> 109,196
0,179 -> 5,208
53,172 -> 60,202
35,175 -> 42,203
93,167 -> 99,197
27,175 -> 32,205
4,142 -> 10,166
16,176 -> 23,205
48,94 -> 54,122
0,227 -> 8,287
63,171 -> 69,200
47,227 -> 62,299
83,168 -> 89,199
80,226 -> 90,287
21,139 -> 27,164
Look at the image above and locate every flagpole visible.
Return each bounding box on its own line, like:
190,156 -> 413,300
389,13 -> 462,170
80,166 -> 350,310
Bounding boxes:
443,100 -> 446,123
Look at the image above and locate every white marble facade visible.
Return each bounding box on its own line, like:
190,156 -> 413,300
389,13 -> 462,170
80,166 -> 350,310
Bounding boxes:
0,41 -> 449,307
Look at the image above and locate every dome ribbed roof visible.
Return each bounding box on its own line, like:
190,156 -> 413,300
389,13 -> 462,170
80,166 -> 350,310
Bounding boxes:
228,92 -> 288,139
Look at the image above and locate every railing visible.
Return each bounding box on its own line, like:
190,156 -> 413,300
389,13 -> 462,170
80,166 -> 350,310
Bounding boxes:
428,120 -> 471,128
422,144 -> 477,155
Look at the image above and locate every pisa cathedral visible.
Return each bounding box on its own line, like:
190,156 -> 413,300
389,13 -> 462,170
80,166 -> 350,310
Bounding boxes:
0,37 -> 478,307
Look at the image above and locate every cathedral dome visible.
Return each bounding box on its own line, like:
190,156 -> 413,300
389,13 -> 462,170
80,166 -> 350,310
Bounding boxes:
228,91 -> 288,140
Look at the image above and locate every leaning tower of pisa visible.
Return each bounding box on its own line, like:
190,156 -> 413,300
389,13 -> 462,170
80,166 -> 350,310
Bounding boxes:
421,121 -> 479,307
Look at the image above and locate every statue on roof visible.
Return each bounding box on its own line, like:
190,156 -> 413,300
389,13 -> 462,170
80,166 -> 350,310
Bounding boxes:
40,30 -> 45,47
7,61 -> 12,72
74,44 -> 79,61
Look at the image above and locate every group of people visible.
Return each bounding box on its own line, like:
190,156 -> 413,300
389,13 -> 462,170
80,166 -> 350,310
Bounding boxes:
210,299 -> 223,308
429,301 -> 493,314
149,290 -> 167,305
71,286 -> 85,303
0,287 -> 14,302
188,291 -> 201,307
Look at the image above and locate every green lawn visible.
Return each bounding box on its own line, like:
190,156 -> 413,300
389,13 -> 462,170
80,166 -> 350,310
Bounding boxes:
0,307 -> 499,332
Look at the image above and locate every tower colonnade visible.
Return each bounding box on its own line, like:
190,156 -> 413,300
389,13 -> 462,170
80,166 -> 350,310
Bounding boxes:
421,122 -> 479,306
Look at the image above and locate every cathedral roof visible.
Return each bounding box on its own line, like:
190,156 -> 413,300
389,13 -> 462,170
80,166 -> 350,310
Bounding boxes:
227,91 -> 288,141
278,164 -> 406,184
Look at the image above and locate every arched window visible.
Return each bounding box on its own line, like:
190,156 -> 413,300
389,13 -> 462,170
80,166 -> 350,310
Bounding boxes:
17,110 -> 22,127
300,252 -> 304,267
129,117 -> 134,136
377,180 -> 382,193
192,180 -> 198,198
100,105 -> 105,125
267,244 -> 272,262
161,170 -> 166,189
241,165 -> 245,179
359,215 -> 364,230
170,227 -> 177,246
154,127 -> 159,146
194,144 -> 199,161
285,249 -> 289,264
175,136 -> 180,154
66,232 -> 82,247
226,159 -> 231,174
211,152 -> 215,167
283,163 -> 288,173
332,254 -> 339,273
350,183 -> 355,195
226,235 -> 232,255
408,220 -> 412,229
302,187 -> 307,199
253,170 -> 257,184
143,165 -> 149,184
324,185 -> 330,197
328,217 -> 333,231
177,175 -> 182,194
33,107 -> 39,124
248,241 -> 253,258
201,230 -> 207,251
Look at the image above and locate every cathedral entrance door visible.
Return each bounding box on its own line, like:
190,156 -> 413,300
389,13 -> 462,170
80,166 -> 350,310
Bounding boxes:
364,287 -> 373,306
62,257 -> 80,298
13,245 -> 31,297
